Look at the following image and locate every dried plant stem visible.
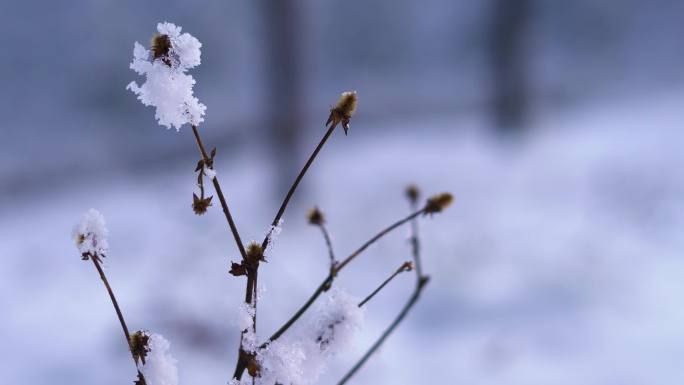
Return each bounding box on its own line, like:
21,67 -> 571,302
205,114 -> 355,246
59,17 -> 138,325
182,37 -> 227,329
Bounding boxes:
337,197 -> 429,384
409,199 -> 423,280
335,209 -> 423,271
261,208 -> 426,348
358,262 -> 412,308
234,122 -> 340,381
191,125 -> 247,259
337,277 -> 429,385
318,223 -> 336,270
90,256 -> 147,384
261,122 -> 338,251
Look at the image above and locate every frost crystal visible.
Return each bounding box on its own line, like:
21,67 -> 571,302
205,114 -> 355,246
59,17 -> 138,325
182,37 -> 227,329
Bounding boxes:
309,288 -> 364,355
256,339 -> 307,385
73,209 -> 109,258
203,166 -> 216,180
250,289 -> 363,385
127,22 -> 206,130
264,219 -> 284,254
140,333 -> 179,385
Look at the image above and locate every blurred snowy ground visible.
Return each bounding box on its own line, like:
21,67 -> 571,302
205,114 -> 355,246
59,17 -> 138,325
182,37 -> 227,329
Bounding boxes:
1,91 -> 684,385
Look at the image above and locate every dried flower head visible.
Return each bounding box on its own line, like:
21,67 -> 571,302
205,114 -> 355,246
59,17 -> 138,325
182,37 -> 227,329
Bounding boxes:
73,209 -> 109,260
405,184 -> 420,204
130,330 -> 151,365
150,33 -> 172,65
399,261 -> 414,273
192,193 -> 213,215
306,206 -> 326,226
246,241 -> 265,264
127,22 -> 206,130
326,91 -> 358,135
246,353 -> 261,377
424,192 -> 454,215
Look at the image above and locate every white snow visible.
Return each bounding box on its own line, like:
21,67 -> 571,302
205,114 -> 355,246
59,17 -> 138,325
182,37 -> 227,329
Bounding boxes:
140,333 -> 179,385
203,166 -> 216,180
308,288 -> 364,356
127,22 -> 206,130
73,208 -> 109,257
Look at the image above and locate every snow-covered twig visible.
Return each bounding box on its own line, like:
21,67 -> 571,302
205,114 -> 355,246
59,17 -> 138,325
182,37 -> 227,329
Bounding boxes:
75,210 -> 148,385
232,93 -> 357,381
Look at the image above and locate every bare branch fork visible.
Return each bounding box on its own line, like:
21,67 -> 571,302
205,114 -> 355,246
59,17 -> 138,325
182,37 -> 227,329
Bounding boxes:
336,186 -> 433,384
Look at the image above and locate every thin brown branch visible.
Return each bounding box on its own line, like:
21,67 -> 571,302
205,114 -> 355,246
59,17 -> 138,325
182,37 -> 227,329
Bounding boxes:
90,255 -> 147,385
358,261 -> 413,308
335,209 -> 424,272
337,191 -> 429,384
408,197 -> 423,280
261,122 -> 338,251
260,208 -> 425,349
234,123 -> 340,381
191,125 -> 247,259
318,223 -> 336,273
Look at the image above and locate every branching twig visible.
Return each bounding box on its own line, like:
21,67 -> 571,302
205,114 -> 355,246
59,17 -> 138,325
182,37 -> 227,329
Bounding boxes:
337,277 -> 429,385
337,186 -> 432,384
89,254 -> 147,385
358,261 -> 413,308
233,121 -> 341,380
191,125 -> 247,260
260,208 -> 426,349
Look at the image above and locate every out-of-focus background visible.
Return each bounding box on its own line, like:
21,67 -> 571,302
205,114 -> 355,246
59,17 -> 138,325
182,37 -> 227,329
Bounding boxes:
1,1 -> 683,384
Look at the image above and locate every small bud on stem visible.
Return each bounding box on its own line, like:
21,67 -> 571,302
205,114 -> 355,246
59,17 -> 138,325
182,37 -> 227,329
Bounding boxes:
326,91 -> 358,135
424,192 -> 454,215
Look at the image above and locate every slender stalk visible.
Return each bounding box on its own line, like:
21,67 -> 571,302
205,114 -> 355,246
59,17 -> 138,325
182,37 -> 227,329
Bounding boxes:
318,224 -> 336,270
191,125 -> 247,259
337,278 -> 429,385
261,122 -> 338,251
337,194 -> 429,384
233,123 -> 339,380
358,262 -> 412,308
90,255 -> 147,384
335,209 -> 424,272
261,208 -> 425,348
408,200 -> 423,280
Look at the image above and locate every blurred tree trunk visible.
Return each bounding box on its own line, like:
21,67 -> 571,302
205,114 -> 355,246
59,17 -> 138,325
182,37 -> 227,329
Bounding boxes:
256,0 -> 304,194
488,0 -> 532,132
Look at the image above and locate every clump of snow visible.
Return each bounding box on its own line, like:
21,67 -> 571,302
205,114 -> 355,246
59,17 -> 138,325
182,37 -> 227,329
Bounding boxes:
308,288 -> 364,355
73,209 -> 109,257
127,22 -> 206,130
140,333 -> 179,385
248,288 -> 363,385
203,166 -> 216,180
256,339 -> 307,385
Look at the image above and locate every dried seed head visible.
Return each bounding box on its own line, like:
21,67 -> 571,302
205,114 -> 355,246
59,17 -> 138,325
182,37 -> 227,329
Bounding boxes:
130,330 -> 150,365
424,192 -> 454,214
335,91 -> 357,119
326,91 -> 358,134
246,353 -> 261,377
151,33 -> 172,62
306,206 -> 326,226
405,184 -> 420,204
192,193 -> 213,215
399,261 -> 414,273
245,241 -> 265,263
